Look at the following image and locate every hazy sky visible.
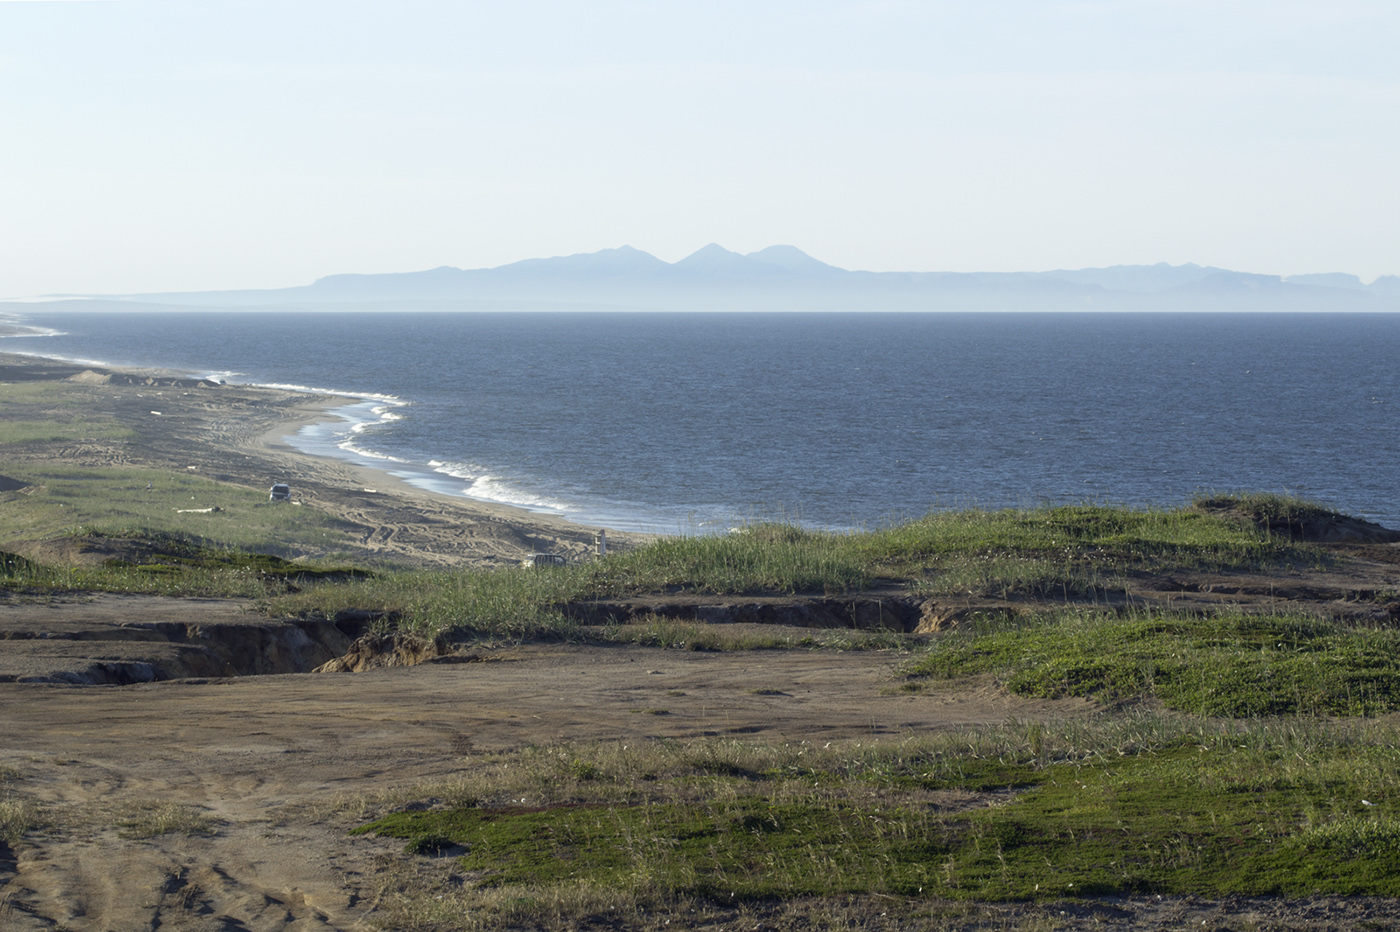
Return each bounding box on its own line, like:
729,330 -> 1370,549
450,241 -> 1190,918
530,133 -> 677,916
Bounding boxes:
2,0 -> 1397,296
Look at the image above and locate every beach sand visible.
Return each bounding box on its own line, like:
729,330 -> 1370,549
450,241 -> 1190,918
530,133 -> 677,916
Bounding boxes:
0,351 -> 647,568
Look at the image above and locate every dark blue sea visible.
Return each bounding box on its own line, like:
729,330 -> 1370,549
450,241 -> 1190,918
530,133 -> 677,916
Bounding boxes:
5,310 -> 1399,533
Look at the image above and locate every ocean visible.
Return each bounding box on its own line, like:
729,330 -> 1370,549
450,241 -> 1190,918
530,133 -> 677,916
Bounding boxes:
5,310 -> 1399,533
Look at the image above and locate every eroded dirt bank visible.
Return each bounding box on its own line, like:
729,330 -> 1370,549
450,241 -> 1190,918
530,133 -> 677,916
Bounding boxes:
0,593 -> 373,684
13,534 -> 1399,689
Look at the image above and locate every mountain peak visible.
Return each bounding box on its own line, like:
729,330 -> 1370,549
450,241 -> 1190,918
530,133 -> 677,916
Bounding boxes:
745,245 -> 837,273
673,243 -> 748,268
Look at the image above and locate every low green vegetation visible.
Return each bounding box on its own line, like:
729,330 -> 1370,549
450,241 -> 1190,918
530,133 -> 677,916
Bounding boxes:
866,501 -> 1318,599
352,717 -> 1400,923
0,446 -> 375,596
1,530 -> 368,598
0,465 -> 1350,655
0,463 -> 361,559
0,379 -> 138,443
262,499 -> 1326,640
0,419 -> 135,445
904,609 -> 1400,717
866,500 -> 1298,564
1197,491 -> 1357,538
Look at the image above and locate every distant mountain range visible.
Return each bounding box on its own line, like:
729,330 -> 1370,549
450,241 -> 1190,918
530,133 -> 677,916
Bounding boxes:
36,245 -> 1400,311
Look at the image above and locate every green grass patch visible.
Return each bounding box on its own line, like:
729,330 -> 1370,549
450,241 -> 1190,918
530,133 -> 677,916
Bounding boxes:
353,721 -> 1400,905
905,610 -> 1400,716
1,529 -> 370,598
580,524 -> 869,595
0,464 -> 361,557
0,418 -> 136,445
403,832 -> 458,856
1195,492 -> 1356,539
359,796 -> 957,896
942,742 -> 1400,899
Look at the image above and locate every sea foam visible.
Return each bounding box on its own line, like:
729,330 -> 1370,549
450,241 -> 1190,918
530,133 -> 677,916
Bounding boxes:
428,460 -> 573,512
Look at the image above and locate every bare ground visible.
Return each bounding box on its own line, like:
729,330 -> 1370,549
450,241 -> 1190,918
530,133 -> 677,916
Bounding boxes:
0,638 -> 1090,931
6,628 -> 1400,931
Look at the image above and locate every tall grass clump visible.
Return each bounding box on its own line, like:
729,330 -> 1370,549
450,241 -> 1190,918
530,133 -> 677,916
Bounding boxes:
578,523 -> 868,596
268,522 -> 869,638
860,503 -> 1310,577
0,550 -> 61,589
264,564 -> 582,640
366,567 -> 582,641
116,801 -> 217,838
0,799 -> 40,846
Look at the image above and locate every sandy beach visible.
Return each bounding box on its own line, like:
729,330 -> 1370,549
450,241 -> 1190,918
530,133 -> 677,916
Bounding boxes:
0,351 -> 647,568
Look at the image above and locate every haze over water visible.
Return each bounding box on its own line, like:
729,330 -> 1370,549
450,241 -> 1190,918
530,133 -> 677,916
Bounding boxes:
10,310 -> 1400,532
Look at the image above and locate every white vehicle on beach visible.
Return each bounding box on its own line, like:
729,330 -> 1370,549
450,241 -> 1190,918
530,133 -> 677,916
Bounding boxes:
522,552 -> 567,568
269,483 -> 291,502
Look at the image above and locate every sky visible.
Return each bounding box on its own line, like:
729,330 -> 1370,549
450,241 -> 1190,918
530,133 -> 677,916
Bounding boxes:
1,0 -> 1397,296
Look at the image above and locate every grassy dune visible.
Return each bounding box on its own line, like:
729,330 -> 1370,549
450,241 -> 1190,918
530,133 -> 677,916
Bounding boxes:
5,466 -> 1325,630
250,497 -> 1324,636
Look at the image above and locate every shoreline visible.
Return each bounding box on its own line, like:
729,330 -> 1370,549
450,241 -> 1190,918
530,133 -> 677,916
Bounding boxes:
4,331 -> 664,532
0,351 -> 651,567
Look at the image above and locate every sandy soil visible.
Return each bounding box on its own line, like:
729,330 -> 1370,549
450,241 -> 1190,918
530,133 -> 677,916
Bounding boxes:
5,638 -> 1400,932
3,642 -> 1092,931
4,352 -> 1400,930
